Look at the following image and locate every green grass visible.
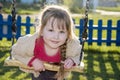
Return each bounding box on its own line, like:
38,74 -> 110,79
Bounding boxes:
0,39 -> 120,80
83,43 -> 120,80
2,2 -> 40,14
3,7 -> 39,15
97,7 -> 120,12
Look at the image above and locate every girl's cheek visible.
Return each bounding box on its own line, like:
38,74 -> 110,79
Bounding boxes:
61,35 -> 67,40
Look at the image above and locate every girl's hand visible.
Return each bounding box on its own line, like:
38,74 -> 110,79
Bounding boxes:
32,58 -> 45,72
63,58 -> 74,69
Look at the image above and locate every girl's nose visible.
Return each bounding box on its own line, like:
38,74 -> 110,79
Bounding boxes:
54,32 -> 59,39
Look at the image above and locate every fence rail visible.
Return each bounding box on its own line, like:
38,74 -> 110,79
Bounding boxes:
0,14 -> 120,46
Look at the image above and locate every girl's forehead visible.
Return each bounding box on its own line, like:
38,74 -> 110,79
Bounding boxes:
46,17 -> 66,30
48,17 -> 60,23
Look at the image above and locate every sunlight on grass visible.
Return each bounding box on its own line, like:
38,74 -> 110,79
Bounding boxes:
117,63 -> 120,70
0,39 -> 11,47
0,54 -> 8,62
94,77 -> 102,80
86,43 -> 120,52
105,62 -> 114,74
93,61 -> 101,73
18,9 -> 39,15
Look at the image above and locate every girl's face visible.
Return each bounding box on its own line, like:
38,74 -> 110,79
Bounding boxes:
41,17 -> 68,49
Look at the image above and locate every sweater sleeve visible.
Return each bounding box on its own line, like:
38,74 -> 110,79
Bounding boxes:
11,33 -> 38,66
66,38 -> 82,65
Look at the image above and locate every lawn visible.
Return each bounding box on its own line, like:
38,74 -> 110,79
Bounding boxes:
0,39 -> 120,80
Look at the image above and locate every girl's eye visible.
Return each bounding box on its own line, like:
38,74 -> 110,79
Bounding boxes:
48,29 -> 53,32
60,31 -> 65,33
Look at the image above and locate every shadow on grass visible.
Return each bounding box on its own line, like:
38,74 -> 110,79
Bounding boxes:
71,48 -> 120,80
0,46 -> 120,80
0,47 -> 31,79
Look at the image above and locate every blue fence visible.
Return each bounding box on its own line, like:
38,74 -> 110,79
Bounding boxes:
0,14 -> 120,46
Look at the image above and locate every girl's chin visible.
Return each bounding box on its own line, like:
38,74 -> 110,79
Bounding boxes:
49,45 -> 60,49
50,46 -> 59,49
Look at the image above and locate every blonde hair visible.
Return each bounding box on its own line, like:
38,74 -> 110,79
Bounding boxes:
38,5 -> 75,39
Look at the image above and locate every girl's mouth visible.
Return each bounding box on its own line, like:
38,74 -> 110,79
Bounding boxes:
51,40 -> 59,44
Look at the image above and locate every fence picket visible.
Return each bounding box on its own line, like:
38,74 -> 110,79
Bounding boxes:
97,20 -> 102,45
0,14 -> 120,46
7,15 -> 12,40
116,20 -> 120,46
107,20 -> 112,46
88,19 -> 93,45
16,16 -> 21,39
26,16 -> 31,34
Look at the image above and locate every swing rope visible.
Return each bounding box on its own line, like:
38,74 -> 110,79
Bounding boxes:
10,0 -> 17,59
79,0 -> 89,65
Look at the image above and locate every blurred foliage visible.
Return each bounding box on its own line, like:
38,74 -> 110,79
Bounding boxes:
97,6 -> 120,12
1,1 -> 40,14
0,0 -> 120,14
63,0 -> 84,13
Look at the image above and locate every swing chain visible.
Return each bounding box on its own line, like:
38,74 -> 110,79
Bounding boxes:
10,0 -> 17,59
82,0 -> 89,40
79,0 -> 89,64
11,0 -> 17,35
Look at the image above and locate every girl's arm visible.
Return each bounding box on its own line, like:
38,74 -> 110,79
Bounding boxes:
11,33 -> 38,66
31,58 -> 45,72
66,38 -> 82,66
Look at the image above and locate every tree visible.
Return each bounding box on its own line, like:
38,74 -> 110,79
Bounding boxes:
63,0 -> 83,13
39,0 -> 46,8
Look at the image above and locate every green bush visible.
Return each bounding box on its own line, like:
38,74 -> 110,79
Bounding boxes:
70,6 -> 82,13
63,0 -> 84,13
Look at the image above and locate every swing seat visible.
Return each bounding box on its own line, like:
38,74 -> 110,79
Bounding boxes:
4,56 -> 84,73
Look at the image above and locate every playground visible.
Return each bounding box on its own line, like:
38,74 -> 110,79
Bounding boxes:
0,0 -> 120,80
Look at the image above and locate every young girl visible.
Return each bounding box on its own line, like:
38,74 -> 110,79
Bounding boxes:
11,5 -> 82,80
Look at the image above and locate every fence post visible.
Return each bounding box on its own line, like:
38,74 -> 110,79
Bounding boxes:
107,20 -> 112,46
116,20 -> 120,46
88,19 -> 93,45
16,15 -> 21,39
97,19 -> 102,46
7,15 -> 12,40
79,19 -> 84,40
26,16 -> 31,34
